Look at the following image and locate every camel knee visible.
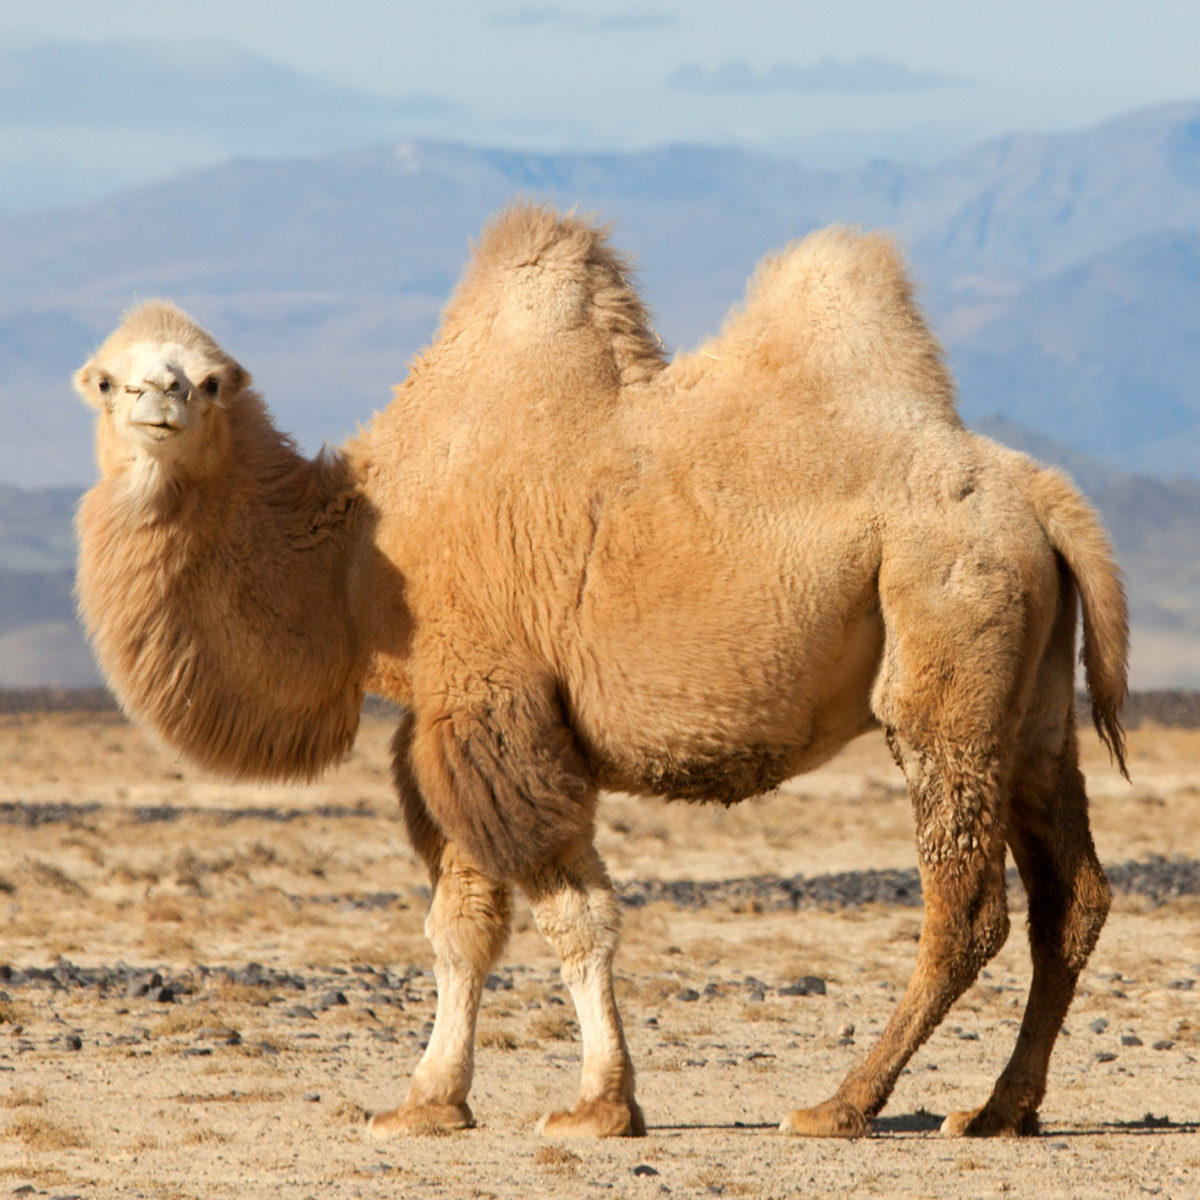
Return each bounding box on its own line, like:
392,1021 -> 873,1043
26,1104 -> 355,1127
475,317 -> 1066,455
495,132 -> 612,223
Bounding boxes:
426,846 -> 513,973
1028,863 -> 1110,974
525,848 -> 622,973
926,869 -> 1010,986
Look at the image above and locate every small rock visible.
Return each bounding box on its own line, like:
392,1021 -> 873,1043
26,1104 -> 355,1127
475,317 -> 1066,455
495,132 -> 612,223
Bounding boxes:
1095,1051 -> 1117,1063
58,1033 -> 83,1051
676,988 -> 700,1003
1152,1040 -> 1175,1051
484,973 -> 513,991
1120,1033 -> 1143,1047
127,970 -> 164,998
321,990 -> 348,1007
1089,1018 -> 1109,1035
1167,979 -> 1195,991
285,1005 -> 316,1020
633,1164 -> 660,1177
182,1047 -> 213,1057
838,1023 -> 856,1038
301,1091 -> 321,1102
780,975 -> 826,996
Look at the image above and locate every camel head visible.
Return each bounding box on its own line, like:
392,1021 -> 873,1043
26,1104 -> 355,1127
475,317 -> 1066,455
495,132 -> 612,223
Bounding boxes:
74,301 -> 250,482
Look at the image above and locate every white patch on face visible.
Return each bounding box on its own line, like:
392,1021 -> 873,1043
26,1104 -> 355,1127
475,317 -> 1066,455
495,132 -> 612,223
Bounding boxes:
112,341 -> 223,455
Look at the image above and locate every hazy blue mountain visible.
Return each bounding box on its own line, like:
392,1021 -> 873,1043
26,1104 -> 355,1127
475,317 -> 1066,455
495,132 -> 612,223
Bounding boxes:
1,101 -> 1199,493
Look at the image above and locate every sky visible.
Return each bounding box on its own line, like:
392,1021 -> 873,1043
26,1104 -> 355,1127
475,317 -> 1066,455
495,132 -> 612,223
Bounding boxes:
3,0 -> 1200,214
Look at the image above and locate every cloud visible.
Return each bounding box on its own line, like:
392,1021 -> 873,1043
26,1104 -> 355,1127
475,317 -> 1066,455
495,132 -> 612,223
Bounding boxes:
0,37 -> 464,133
491,6 -> 678,32
668,56 -> 972,95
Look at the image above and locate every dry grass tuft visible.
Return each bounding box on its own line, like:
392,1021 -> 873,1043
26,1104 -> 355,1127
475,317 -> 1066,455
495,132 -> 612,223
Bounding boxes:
180,1128 -> 233,1146
0,1087 -> 46,1108
6,1113 -> 89,1149
208,977 -> 276,1007
149,1011 -> 211,1039
330,1100 -> 369,1126
529,1011 -> 578,1041
26,857 -> 86,895
172,1088 -> 285,1105
0,1166 -> 78,1186
533,1144 -> 582,1172
143,896 -> 187,923
0,997 -> 33,1025
479,1029 -> 520,1051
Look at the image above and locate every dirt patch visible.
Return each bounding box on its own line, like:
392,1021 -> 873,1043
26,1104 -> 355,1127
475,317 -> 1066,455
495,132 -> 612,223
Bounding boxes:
1,712 -> 1198,1198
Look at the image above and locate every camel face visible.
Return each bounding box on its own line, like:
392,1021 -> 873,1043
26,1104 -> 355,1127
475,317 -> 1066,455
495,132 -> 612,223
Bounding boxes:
74,302 -> 248,475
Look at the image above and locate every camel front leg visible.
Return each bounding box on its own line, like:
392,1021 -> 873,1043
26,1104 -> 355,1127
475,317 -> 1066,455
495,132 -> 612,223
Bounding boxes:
369,841 -> 512,1136
521,844 -> 644,1137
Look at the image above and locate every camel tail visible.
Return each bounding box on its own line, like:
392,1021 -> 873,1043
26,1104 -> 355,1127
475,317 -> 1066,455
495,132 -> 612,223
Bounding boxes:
1029,466 -> 1130,779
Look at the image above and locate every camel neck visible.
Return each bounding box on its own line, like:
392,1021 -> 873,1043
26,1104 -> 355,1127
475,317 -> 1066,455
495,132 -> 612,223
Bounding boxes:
76,423 -> 369,784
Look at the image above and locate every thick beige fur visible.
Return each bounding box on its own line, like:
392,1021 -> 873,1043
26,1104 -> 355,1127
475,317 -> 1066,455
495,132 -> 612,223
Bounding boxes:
75,202 -> 1128,1142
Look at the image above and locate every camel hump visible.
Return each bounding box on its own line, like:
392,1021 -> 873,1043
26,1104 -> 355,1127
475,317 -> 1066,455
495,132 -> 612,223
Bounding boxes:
700,226 -> 958,422
439,203 -> 666,386
1027,464 -> 1130,776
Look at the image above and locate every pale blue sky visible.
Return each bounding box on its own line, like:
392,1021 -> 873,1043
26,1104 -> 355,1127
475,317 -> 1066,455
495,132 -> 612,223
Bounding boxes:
6,0 -> 1200,169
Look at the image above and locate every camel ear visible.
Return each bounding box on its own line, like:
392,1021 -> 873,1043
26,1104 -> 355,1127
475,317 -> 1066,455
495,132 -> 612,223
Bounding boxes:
224,359 -> 250,396
74,363 -> 113,411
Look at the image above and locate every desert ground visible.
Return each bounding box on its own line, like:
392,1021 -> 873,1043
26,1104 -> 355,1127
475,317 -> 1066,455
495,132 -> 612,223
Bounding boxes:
1,698 -> 1198,1199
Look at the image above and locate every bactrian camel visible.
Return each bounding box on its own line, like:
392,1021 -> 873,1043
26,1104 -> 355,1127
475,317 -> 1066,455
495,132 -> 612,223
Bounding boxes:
75,203 -> 1128,1140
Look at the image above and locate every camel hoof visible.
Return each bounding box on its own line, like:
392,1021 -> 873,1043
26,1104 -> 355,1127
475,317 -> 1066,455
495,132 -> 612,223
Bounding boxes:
941,1107 -> 1039,1138
781,1098 -> 871,1138
540,1098 -> 646,1138
367,1101 -> 475,1137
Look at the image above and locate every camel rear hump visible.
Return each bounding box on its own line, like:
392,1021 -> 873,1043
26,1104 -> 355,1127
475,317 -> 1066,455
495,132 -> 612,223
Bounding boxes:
690,227 -> 958,424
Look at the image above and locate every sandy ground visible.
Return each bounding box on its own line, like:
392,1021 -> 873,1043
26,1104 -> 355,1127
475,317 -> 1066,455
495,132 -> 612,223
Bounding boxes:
1,710 -> 1198,1198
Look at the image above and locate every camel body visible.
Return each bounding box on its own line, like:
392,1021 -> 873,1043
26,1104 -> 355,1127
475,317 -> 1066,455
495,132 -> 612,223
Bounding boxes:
75,205 -> 1127,1140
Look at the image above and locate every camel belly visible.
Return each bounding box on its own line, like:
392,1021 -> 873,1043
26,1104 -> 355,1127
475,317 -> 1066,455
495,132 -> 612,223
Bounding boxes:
576,602 -> 884,804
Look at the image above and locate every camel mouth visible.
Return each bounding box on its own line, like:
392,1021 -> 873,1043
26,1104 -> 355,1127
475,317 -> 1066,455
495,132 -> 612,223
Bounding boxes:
130,418 -> 183,439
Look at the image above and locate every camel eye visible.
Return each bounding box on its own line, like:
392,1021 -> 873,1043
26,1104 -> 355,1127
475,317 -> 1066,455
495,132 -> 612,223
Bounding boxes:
202,377 -> 220,397
98,378 -> 111,394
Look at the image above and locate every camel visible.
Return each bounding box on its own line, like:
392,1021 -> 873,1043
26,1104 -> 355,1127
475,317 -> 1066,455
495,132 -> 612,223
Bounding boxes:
74,203 -> 1128,1141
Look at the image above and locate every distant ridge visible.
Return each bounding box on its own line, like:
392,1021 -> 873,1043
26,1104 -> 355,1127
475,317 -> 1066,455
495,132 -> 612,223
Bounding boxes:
2,101 -> 1199,488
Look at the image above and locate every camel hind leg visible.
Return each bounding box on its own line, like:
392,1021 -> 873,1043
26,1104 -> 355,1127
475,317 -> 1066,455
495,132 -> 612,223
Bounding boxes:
783,726 -> 1013,1136
943,592 -> 1110,1136
785,544 -> 1027,1136
520,844 -> 644,1137
369,716 -> 513,1137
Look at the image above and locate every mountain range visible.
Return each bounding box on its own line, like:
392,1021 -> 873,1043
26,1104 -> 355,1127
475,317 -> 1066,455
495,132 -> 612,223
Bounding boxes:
0,101 -> 1197,685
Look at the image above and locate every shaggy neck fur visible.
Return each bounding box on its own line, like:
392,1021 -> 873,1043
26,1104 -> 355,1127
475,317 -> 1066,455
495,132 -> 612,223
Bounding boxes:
76,392 -> 367,782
